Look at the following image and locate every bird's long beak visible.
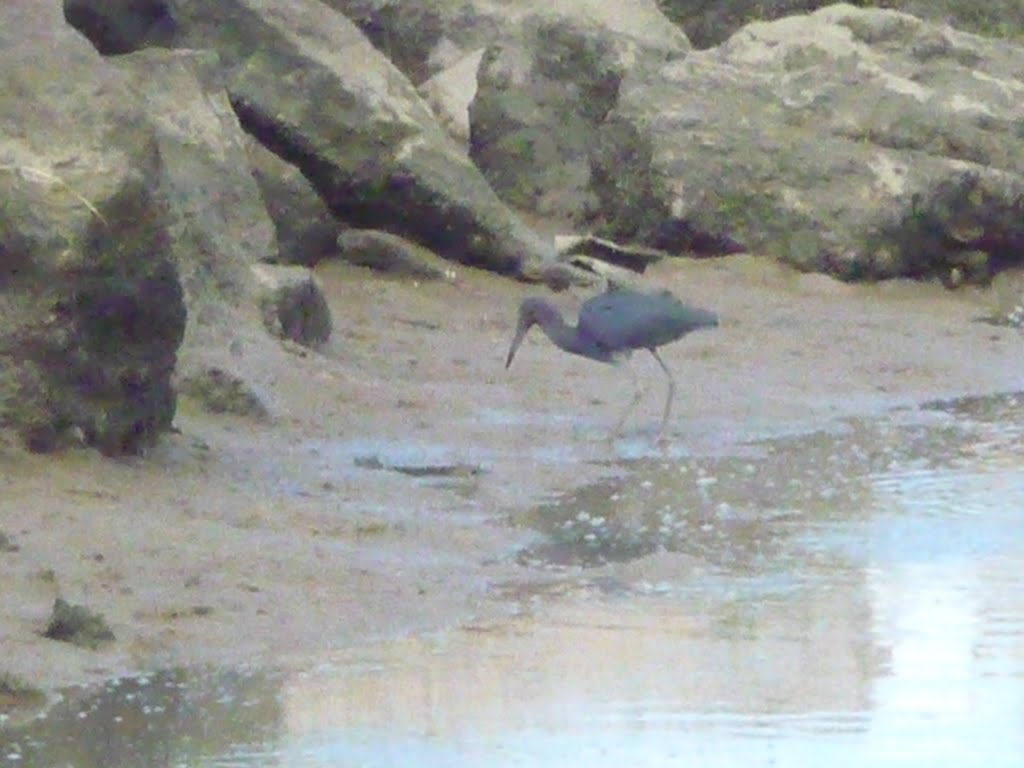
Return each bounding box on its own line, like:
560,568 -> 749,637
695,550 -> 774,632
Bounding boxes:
505,322 -> 529,369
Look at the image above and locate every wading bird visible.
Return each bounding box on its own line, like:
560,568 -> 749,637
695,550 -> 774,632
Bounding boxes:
505,288 -> 718,438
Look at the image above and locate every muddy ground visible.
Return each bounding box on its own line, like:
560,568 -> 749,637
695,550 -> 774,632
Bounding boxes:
1,254 -> 1021,696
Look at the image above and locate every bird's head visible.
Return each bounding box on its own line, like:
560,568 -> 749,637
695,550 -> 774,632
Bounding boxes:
505,297 -> 558,369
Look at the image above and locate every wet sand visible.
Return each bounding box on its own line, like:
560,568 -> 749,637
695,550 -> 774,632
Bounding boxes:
4,389 -> 1023,766
0,255 -> 1021,695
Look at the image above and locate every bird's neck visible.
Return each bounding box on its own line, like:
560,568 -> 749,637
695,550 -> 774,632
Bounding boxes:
543,316 -> 583,354
541,314 -> 609,361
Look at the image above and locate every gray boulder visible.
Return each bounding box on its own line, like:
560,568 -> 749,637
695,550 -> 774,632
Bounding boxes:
251,264 -> 332,348
0,1 -> 186,454
592,3 -> 1024,280
470,12 -> 687,227
153,0 -> 555,277
328,0 -> 689,83
331,2 -> 689,227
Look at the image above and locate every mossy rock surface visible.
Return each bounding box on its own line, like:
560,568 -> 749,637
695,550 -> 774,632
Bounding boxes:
42,598 -> 116,650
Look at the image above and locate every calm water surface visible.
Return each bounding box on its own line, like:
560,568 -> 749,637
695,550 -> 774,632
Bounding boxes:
3,394 -> 1023,767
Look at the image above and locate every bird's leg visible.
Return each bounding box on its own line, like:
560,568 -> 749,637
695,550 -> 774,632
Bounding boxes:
612,358 -> 645,437
650,348 -> 676,440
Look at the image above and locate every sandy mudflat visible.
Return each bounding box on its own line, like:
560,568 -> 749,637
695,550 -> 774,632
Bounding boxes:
1,255 -> 1021,693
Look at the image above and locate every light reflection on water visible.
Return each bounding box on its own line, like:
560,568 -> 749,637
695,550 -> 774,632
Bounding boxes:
3,394 -> 1023,767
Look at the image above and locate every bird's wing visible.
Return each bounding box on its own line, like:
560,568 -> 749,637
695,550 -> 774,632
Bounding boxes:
579,289 -> 714,352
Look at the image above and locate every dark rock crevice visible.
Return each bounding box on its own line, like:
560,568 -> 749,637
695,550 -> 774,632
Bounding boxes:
63,0 -> 178,54
874,176 -> 1024,285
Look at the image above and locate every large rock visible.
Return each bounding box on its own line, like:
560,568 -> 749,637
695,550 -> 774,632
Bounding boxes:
330,1 -> 689,225
0,1 -> 186,454
142,0 -> 555,276
591,4 -> 1024,280
329,0 -> 689,83
469,12 -> 687,227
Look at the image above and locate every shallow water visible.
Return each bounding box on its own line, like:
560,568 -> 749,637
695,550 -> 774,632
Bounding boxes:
3,394 -> 1023,767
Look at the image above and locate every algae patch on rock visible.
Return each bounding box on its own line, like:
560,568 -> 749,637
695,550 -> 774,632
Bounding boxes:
42,598 -> 115,650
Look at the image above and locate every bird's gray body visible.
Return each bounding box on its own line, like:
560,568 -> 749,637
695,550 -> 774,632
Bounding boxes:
504,287 -> 719,437
575,289 -> 718,363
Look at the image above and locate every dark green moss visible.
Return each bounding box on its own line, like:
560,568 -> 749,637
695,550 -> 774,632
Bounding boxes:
42,598 -> 115,650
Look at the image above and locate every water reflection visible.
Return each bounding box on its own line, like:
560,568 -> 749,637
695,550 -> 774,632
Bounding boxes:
0,668 -> 284,767
3,394 -> 1023,767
